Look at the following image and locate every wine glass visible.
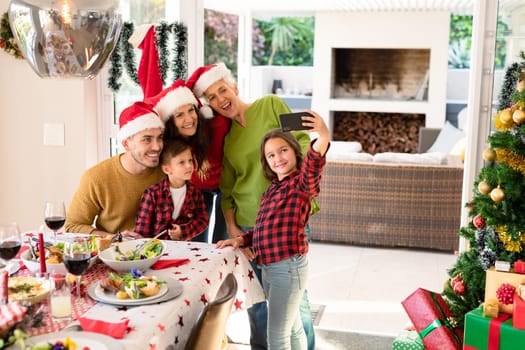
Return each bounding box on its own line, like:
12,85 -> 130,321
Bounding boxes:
62,236 -> 91,298
0,221 -> 22,266
44,201 -> 66,243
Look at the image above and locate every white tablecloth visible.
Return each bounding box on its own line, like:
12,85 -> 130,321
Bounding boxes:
81,241 -> 264,350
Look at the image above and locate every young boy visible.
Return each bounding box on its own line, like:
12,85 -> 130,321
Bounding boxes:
135,139 -> 209,240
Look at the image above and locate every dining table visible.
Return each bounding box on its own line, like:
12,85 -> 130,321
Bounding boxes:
10,239 -> 266,350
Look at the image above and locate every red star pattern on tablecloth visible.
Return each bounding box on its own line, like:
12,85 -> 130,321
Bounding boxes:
205,277 -> 210,285
223,258 -> 228,265
200,294 -> 208,304
157,323 -> 166,331
184,299 -> 190,306
178,315 -> 184,327
235,255 -> 240,266
198,257 -> 209,262
234,298 -> 243,310
248,269 -> 255,281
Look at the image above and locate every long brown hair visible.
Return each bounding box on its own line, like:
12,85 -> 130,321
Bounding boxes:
163,105 -> 209,172
260,129 -> 304,181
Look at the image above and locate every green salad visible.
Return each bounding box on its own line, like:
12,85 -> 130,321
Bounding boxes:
115,239 -> 163,261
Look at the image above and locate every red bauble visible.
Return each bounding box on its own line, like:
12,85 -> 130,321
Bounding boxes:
453,281 -> 466,295
496,283 -> 516,305
473,215 -> 486,229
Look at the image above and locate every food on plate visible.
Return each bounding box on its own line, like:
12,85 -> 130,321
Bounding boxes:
99,269 -> 165,299
28,336 -> 81,350
114,239 -> 163,261
8,277 -> 50,303
95,235 -> 112,252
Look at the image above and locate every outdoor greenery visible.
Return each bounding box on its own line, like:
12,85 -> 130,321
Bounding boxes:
205,12 -> 510,72
449,14 -> 508,69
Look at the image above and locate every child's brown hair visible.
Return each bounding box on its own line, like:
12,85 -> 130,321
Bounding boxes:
259,129 -> 304,181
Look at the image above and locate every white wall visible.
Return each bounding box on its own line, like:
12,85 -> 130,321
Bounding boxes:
311,11 -> 450,130
0,0 -> 97,231
248,65 -> 313,99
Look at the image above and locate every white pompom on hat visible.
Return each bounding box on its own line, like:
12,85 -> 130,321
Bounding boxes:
187,62 -> 234,98
118,101 -> 164,144
147,79 -> 214,120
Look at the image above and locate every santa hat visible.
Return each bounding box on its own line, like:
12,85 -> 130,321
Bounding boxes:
129,24 -> 163,99
187,62 -> 234,98
118,101 -> 164,143
149,80 -> 214,121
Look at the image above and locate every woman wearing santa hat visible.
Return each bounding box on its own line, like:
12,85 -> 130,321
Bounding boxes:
147,79 -> 231,244
189,62 -> 316,350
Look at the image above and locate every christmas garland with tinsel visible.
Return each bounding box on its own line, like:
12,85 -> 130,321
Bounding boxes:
0,12 -> 23,59
108,21 -> 188,92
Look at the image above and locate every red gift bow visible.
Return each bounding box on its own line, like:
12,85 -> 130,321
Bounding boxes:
78,317 -> 130,339
150,258 -> 190,270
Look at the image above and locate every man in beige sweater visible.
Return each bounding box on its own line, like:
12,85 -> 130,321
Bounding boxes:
65,101 -> 165,238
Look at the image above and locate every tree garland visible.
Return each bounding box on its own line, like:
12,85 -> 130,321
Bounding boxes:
0,12 -> 23,59
108,21 -> 188,93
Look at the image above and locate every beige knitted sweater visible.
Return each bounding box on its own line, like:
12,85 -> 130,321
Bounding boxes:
65,154 -> 164,234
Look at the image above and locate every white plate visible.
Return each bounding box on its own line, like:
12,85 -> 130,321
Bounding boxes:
94,281 -> 168,304
5,330 -> 124,350
88,277 -> 183,306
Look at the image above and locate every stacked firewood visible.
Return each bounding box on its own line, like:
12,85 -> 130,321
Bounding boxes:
332,111 -> 424,154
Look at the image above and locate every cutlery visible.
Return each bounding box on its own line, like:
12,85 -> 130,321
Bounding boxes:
130,230 -> 167,256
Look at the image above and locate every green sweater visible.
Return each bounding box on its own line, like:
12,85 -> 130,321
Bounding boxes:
220,95 -> 310,227
65,154 -> 164,234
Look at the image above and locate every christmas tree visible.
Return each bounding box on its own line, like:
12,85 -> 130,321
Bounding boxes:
443,51 -> 525,329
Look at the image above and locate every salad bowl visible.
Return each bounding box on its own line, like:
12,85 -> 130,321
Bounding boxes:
98,239 -> 165,272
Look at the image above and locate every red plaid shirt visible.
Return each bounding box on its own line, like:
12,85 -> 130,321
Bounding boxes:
135,176 -> 209,240
243,141 -> 327,264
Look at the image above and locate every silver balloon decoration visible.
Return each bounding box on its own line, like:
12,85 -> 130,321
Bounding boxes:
8,0 -> 122,79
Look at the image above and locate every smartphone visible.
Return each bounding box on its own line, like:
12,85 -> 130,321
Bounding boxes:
279,112 -> 314,132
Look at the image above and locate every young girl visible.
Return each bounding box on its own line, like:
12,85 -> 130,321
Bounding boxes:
217,110 -> 329,350
135,139 -> 209,240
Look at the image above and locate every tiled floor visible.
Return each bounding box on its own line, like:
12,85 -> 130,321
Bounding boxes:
227,241 -> 457,348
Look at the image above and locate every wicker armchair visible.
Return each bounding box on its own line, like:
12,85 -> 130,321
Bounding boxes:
309,160 -> 463,252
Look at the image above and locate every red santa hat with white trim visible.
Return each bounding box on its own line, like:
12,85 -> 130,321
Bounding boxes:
147,79 -> 214,121
187,62 -> 235,98
118,101 -> 164,143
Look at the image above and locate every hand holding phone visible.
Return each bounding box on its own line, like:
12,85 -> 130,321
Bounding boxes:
279,112 -> 314,131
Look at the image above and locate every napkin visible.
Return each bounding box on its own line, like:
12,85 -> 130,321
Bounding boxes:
0,302 -> 28,331
150,258 -> 190,270
78,317 -> 130,339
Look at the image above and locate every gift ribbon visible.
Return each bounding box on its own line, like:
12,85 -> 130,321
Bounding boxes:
488,313 -> 511,350
417,291 -> 462,346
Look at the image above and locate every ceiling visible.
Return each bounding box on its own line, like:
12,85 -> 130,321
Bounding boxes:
204,0 -> 524,17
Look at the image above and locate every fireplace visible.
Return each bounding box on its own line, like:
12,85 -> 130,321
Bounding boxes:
333,111 -> 425,154
332,48 -> 431,101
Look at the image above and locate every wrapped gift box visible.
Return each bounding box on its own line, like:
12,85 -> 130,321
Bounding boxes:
485,268 -> 525,314
464,307 -> 525,350
513,294 -> 525,330
401,288 -> 463,350
392,329 -> 425,350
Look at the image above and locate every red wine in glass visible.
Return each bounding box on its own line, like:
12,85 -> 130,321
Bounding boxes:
63,253 -> 91,276
0,241 -> 22,261
44,217 -> 66,231
63,236 -> 90,297
44,201 -> 66,243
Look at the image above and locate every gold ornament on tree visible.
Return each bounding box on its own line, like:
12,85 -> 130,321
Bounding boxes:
477,180 -> 492,195
483,148 -> 497,162
499,109 -> 514,127
513,109 -> 525,125
490,186 -> 505,202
